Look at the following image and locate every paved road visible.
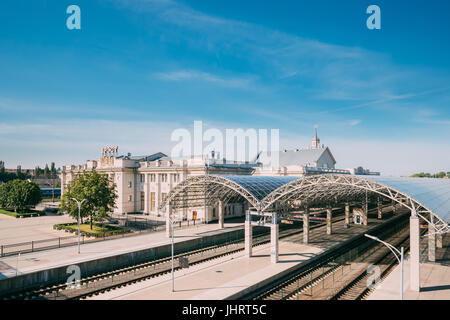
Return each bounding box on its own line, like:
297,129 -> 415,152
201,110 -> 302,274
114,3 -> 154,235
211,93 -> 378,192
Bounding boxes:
0,213 -> 73,246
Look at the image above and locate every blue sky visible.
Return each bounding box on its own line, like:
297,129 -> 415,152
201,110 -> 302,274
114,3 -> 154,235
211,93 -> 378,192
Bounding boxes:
0,0 -> 449,175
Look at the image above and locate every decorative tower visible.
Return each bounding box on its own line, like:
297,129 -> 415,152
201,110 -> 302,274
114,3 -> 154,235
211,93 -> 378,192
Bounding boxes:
312,126 -> 321,149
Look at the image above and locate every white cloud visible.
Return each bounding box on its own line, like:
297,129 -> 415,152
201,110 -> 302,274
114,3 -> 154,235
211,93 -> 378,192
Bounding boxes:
153,69 -> 253,88
348,120 -> 361,126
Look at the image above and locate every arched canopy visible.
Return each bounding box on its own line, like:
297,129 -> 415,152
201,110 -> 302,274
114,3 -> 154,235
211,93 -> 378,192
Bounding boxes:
160,175 -> 298,210
160,174 -> 450,233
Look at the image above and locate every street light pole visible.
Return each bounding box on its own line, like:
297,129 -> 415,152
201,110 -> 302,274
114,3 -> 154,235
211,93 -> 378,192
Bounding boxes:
72,198 -> 86,254
171,217 -> 174,292
365,234 -> 404,300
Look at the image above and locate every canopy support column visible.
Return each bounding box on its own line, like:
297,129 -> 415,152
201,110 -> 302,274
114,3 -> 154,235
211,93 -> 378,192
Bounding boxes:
218,200 -> 224,229
270,213 -> 279,263
437,233 -> 443,249
377,197 -> 383,220
326,206 -> 332,235
245,211 -> 252,258
410,216 -> 421,292
345,203 -> 350,226
303,207 -> 310,244
428,217 -> 436,262
362,200 -> 368,226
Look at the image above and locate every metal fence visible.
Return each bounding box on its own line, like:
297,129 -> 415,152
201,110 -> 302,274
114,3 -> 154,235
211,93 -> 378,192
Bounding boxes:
0,217 -> 205,258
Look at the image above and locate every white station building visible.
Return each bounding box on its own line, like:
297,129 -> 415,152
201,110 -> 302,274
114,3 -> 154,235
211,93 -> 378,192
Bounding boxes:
60,131 -> 379,220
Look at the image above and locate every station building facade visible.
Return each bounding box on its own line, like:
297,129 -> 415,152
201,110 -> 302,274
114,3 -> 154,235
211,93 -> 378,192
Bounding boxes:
60,151 -> 255,221
60,131 -> 378,221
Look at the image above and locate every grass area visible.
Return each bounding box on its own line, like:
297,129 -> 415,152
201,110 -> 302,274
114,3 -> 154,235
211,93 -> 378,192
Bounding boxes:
41,198 -> 61,203
0,208 -> 45,218
54,222 -> 131,237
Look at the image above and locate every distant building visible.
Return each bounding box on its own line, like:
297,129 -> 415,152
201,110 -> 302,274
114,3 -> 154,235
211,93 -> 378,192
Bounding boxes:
254,129 -> 379,177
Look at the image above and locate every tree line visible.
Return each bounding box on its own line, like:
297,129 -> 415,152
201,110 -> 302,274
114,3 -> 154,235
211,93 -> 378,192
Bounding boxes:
0,161 -> 31,182
410,171 -> 450,178
0,161 -> 58,183
34,162 -> 58,179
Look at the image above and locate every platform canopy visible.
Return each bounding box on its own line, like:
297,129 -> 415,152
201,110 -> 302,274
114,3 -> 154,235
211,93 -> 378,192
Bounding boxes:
160,174 -> 450,233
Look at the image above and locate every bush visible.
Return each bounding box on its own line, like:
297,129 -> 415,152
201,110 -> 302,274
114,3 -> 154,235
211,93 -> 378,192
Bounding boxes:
54,222 -> 131,238
0,208 -> 45,218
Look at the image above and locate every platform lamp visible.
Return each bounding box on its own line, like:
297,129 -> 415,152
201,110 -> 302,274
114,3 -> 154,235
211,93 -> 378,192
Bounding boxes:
72,198 -> 87,254
365,234 -> 404,300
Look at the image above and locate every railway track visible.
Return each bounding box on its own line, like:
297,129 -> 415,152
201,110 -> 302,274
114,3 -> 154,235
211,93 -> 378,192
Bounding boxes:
245,211 -> 410,300
1,216 -> 343,300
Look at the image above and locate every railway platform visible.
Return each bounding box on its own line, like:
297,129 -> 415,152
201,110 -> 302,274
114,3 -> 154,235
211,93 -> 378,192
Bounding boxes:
89,215 -> 401,300
367,233 -> 450,300
0,221 -> 243,280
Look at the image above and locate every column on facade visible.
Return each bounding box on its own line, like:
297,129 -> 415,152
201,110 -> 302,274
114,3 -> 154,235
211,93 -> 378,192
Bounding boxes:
156,173 -> 161,216
345,203 -> 350,226
218,200 -> 225,229
326,206 -> 332,235
244,211 -> 252,257
410,215 -> 421,292
303,207 -> 310,244
270,213 -> 279,263
144,173 -> 150,215
166,203 -> 173,238
377,197 -> 383,220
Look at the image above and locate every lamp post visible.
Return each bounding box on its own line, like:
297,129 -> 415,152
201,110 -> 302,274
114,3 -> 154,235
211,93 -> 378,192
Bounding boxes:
365,234 -> 404,300
169,214 -> 177,292
72,198 -> 86,254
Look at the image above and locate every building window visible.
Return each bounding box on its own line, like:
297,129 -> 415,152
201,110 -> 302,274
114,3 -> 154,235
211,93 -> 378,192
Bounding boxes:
160,174 -> 168,183
161,192 -> 167,203
150,192 -> 155,211
173,173 -> 180,183
140,192 -> 145,210
212,208 -> 216,217
128,181 -> 132,188
128,195 -> 132,202
140,174 -> 145,183
150,174 -> 156,182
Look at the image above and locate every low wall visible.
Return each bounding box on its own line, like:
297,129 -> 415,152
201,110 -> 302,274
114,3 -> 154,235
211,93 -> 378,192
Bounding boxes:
0,226 -> 267,297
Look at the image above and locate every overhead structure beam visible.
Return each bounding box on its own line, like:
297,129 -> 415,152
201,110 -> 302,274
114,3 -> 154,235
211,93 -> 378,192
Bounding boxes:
159,174 -> 449,237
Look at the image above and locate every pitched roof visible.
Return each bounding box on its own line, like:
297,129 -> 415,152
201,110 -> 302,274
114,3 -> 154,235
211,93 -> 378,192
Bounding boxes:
257,148 -> 335,167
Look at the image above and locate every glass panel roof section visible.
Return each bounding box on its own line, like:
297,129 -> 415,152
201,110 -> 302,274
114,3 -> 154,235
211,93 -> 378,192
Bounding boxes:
221,175 -> 299,201
359,176 -> 450,223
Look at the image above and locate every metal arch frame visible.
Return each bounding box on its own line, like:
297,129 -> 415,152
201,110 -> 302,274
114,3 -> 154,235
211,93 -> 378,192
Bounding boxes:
261,174 -> 449,233
159,175 -> 260,211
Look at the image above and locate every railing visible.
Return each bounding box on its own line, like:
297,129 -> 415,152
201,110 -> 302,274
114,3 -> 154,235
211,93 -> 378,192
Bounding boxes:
0,217 -> 205,258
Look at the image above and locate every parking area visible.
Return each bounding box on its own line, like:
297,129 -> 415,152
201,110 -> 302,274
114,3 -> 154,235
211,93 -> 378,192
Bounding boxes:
0,213 -> 74,246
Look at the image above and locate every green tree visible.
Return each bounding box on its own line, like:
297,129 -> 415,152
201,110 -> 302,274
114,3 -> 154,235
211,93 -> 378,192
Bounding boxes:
50,162 -> 57,178
60,171 -> 117,229
0,179 -> 42,212
34,166 -> 41,178
44,164 -> 50,178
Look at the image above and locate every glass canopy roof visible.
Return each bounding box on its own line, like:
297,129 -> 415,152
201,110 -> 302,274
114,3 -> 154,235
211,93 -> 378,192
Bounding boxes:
224,175 -> 299,201
359,176 -> 450,223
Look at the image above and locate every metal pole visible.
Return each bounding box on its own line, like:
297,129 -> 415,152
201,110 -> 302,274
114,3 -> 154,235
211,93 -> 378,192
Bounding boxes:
77,202 -> 81,254
72,198 -> 86,254
171,219 -> 174,292
400,247 -> 404,300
